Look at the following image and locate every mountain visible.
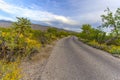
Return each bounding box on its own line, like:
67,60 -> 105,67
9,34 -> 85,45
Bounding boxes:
0,20 -> 49,31
0,20 -> 76,33
0,20 -> 12,28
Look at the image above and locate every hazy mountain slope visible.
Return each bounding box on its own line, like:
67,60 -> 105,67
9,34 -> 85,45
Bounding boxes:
0,20 -> 49,31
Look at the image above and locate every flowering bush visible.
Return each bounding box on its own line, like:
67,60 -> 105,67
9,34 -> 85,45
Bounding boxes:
85,40 -> 120,55
26,37 -> 41,49
88,40 -> 109,51
0,61 -> 21,80
88,40 -> 99,48
0,17 -> 72,80
109,45 -> 120,54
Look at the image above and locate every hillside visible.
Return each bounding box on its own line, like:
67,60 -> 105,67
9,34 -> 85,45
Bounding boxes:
0,20 -> 49,31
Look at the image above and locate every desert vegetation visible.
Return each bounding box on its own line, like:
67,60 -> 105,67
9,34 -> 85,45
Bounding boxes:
1,7 -> 120,80
77,8 -> 120,56
0,17 -> 73,80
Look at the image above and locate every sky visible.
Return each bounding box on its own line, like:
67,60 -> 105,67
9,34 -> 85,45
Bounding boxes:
0,0 -> 120,32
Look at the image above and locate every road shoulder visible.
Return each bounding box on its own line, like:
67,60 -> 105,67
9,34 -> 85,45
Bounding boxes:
20,41 -> 57,80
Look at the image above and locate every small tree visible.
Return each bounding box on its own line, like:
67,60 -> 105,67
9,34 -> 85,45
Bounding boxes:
11,17 -> 32,57
12,17 -> 31,44
80,24 -> 92,40
101,8 -> 120,44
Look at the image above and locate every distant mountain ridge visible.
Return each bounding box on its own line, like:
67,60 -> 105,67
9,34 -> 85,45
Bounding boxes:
0,20 -> 75,33
0,20 -> 12,23
0,20 -> 49,31
0,20 -> 12,28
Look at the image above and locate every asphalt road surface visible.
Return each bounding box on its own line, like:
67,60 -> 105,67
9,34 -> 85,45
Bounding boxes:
41,37 -> 120,80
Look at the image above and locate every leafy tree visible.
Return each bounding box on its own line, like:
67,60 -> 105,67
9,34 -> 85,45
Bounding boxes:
95,29 -> 106,44
101,8 -> 120,44
80,24 -> 92,40
79,24 -> 106,43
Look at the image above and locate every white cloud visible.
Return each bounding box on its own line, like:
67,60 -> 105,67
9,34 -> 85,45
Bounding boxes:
77,11 -> 103,24
69,0 -> 120,25
63,27 -> 81,32
63,27 -> 71,30
0,0 -> 78,25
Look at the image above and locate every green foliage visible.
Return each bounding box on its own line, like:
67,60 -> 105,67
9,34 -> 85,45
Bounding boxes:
0,60 -> 21,80
101,8 -> 120,35
79,24 -> 106,43
80,24 -> 92,40
109,45 -> 120,54
33,27 -> 72,46
47,27 -> 57,34
78,24 -> 120,55
12,17 -> 32,44
12,17 -> 31,35
0,17 -> 72,60
101,8 -> 120,44
0,17 -> 72,79
0,17 -> 40,61
87,40 -> 120,55
88,40 -> 108,51
78,8 -> 120,55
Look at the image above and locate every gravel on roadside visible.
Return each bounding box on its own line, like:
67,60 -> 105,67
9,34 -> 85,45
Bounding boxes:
20,42 -> 56,80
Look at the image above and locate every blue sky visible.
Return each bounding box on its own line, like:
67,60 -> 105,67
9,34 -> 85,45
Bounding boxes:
0,0 -> 120,31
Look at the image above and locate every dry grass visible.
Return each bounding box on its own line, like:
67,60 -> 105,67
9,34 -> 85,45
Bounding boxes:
20,41 -> 57,80
31,42 -> 55,62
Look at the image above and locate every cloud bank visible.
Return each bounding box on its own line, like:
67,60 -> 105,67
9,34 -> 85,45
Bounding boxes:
0,0 -> 120,32
0,0 -> 78,25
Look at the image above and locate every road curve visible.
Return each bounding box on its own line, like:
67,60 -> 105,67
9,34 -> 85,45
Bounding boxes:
41,37 -> 120,80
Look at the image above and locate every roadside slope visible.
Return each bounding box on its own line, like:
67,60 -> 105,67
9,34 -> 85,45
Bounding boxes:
20,43 -> 56,80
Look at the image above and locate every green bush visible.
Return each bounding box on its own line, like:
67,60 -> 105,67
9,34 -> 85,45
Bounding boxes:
88,40 -> 108,51
0,60 -> 21,80
0,17 -> 73,80
109,45 -> 120,54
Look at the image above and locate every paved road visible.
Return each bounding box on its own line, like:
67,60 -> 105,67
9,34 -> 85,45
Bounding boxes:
41,37 -> 120,80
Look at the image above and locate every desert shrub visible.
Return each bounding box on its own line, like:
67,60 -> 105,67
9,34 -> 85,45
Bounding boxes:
109,45 -> 120,54
88,40 -> 100,48
99,44 -> 108,51
80,39 -> 89,43
0,18 -> 42,61
88,40 -> 108,50
0,61 -> 21,80
0,17 -> 72,80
